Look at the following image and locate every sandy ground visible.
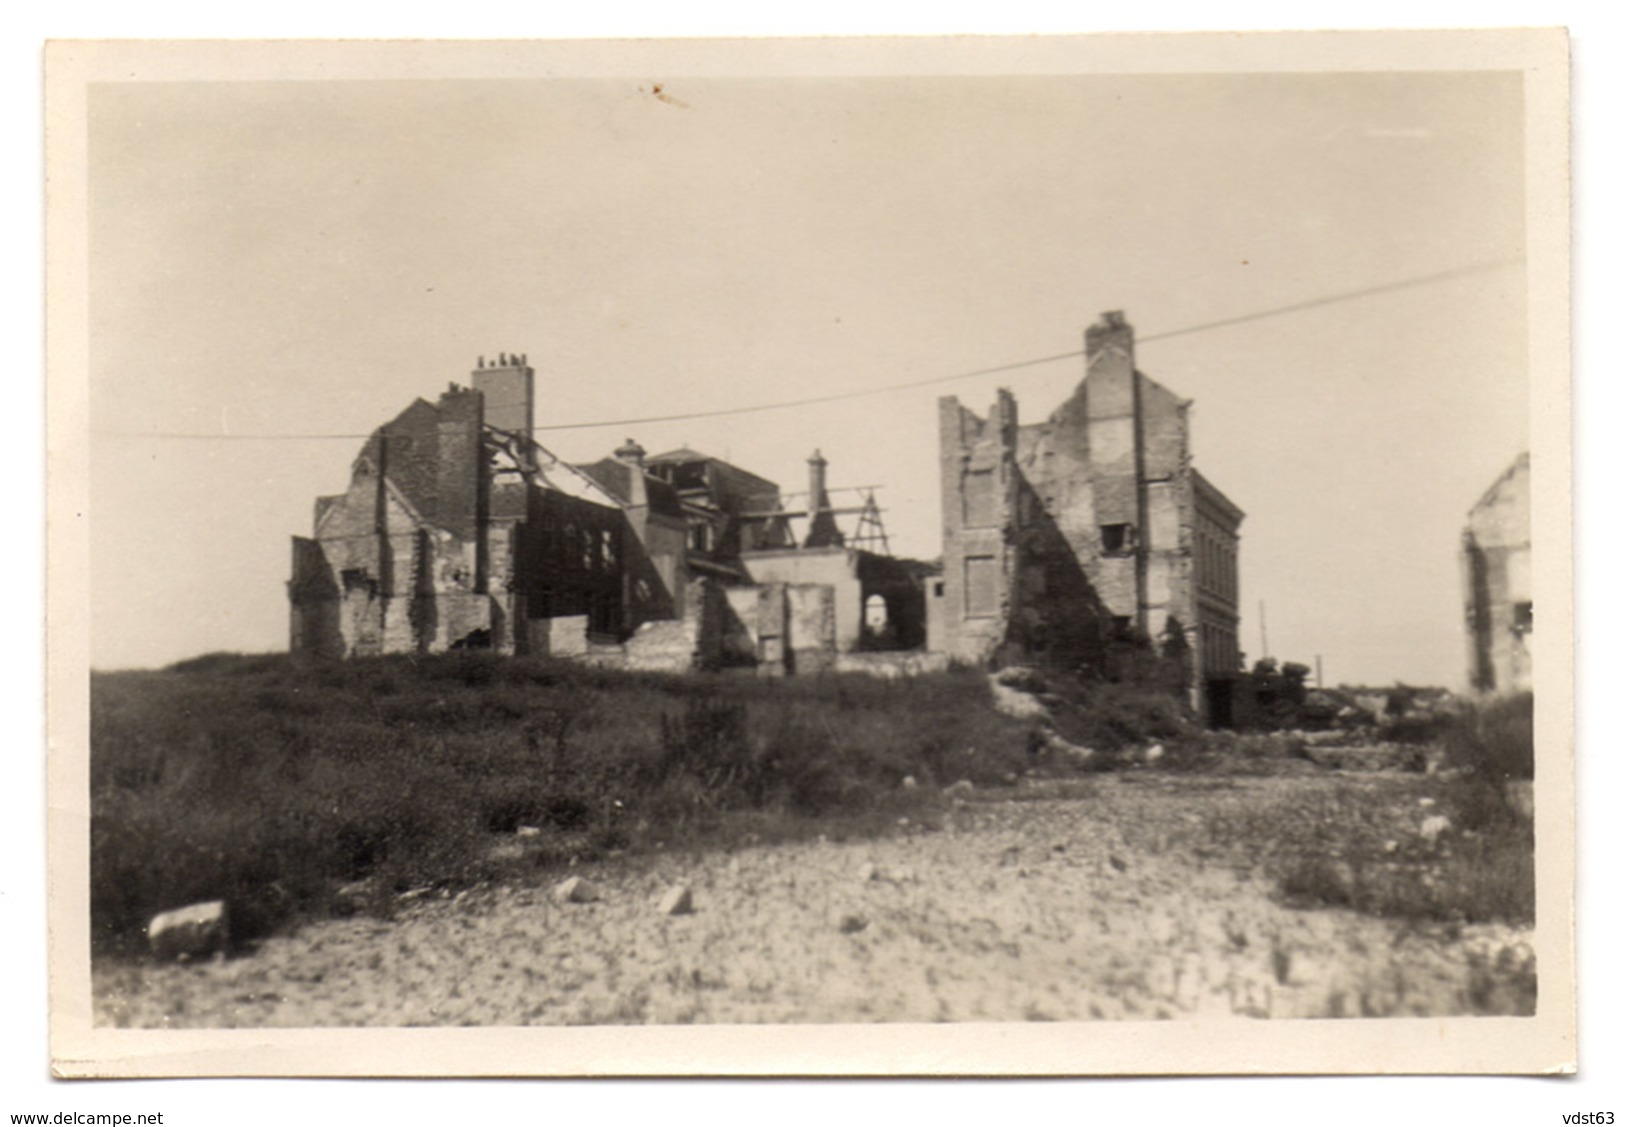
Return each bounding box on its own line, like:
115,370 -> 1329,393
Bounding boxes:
93,774 -> 1536,1027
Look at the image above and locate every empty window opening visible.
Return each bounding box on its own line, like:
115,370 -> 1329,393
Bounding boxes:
340,568 -> 373,593
1100,523 -> 1136,555
1513,601 -> 1533,635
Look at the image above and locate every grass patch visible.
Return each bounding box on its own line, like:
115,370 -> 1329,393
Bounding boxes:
1169,775 -> 1533,927
91,653 -> 1041,951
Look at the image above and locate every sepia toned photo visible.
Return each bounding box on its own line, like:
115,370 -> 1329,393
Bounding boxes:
46,31 -> 1574,1076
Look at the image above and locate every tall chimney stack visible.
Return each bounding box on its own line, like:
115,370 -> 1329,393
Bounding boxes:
471,352 -> 535,439
614,438 -> 648,509
808,449 -> 828,511
803,449 -> 845,549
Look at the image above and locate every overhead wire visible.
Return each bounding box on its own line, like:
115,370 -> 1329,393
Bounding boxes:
94,257 -> 1522,441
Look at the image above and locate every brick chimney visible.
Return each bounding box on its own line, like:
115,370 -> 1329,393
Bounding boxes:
614,438 -> 648,509
614,437 -> 646,468
808,449 -> 828,510
804,449 -> 845,549
1083,310 -> 1146,629
1085,311 -> 1135,380
471,352 -> 535,438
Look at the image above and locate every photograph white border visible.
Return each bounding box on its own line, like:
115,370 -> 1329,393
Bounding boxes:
44,29 -> 1574,1079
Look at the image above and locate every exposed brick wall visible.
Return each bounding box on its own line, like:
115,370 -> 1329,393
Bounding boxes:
1463,454 -> 1531,693
434,388 -> 484,544
471,360 -> 534,438
785,583 -> 837,674
937,391 -> 1020,665
934,312 -> 1242,725
740,547 -> 861,652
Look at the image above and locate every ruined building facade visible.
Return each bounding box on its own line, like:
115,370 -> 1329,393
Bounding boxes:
1462,452 -> 1532,694
935,312 -> 1244,724
288,355 -> 935,674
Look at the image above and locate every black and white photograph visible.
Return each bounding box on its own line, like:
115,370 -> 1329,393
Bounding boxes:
45,30 -> 1574,1079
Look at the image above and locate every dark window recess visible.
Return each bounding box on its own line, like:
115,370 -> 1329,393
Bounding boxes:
588,594 -> 619,637
340,568 -> 376,594
1513,601 -> 1533,634
1100,523 -> 1136,554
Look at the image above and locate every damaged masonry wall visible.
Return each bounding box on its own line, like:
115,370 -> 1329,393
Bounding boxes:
936,311 -> 1244,724
290,355 -> 939,676
289,384 -> 507,658
289,357 -> 662,659
1462,452 -> 1531,694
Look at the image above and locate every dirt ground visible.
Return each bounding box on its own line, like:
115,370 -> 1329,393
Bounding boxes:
93,773 -> 1536,1027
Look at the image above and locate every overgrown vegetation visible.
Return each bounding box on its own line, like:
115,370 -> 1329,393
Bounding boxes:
1171,691 -> 1537,927
1264,784 -> 1534,926
92,653 -> 1538,957
1440,691 -> 1534,782
1003,666 -> 1196,756
91,654 -> 1041,951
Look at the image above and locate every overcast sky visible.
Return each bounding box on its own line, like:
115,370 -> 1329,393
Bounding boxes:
87,66 -> 1530,685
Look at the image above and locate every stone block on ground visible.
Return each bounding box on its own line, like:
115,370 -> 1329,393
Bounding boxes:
1044,730 -> 1095,763
147,900 -> 230,961
989,680 -> 1050,721
552,875 -> 599,904
993,666 -> 1048,692
1419,815 -> 1452,844
658,885 -> 694,916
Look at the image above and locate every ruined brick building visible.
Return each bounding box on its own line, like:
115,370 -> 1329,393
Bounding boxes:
288,354 -> 935,674
934,312 -> 1245,724
1462,452 -> 1532,693
289,312 -> 1246,714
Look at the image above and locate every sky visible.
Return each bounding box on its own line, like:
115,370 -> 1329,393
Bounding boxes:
85,64 -> 1532,685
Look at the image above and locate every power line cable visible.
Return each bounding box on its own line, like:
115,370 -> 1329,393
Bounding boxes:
94,257 -> 1521,441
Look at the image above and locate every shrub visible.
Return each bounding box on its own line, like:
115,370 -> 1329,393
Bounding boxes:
1444,692 -> 1534,781
1379,712 -> 1455,746
1044,680 -> 1194,753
